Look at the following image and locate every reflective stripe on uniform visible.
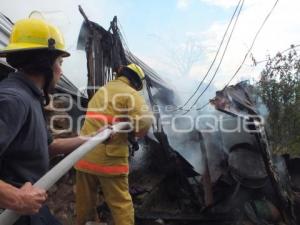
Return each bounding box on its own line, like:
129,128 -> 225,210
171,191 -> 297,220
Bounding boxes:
85,111 -> 120,124
75,160 -> 129,174
85,111 -> 129,125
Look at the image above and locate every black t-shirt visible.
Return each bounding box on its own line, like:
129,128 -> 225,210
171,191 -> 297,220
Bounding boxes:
0,72 -> 51,187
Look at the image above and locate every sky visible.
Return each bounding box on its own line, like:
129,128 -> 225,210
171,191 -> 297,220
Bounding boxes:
1,0 -> 300,106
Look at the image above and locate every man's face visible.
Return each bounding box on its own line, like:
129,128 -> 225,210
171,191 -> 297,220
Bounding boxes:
52,56 -> 63,86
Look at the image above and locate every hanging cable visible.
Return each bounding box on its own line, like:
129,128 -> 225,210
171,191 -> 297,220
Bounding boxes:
182,0 -> 245,115
224,0 -> 280,87
194,0 -> 280,113
172,0 -> 243,112
253,44 -> 300,66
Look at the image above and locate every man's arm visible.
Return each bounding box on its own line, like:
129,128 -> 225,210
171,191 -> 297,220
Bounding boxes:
48,136 -> 87,156
0,181 -> 47,215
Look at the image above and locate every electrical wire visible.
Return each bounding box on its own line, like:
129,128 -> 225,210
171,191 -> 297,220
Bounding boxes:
182,0 -> 245,115
254,44 -> 300,65
224,0 -> 280,88
194,0 -> 280,113
173,0 -> 244,112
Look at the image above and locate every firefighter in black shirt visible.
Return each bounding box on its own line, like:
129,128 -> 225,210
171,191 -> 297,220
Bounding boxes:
0,18 -> 86,225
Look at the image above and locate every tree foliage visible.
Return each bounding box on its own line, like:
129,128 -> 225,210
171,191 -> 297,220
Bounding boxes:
258,45 -> 300,155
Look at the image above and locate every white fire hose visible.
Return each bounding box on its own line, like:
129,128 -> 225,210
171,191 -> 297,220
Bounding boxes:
0,122 -> 131,225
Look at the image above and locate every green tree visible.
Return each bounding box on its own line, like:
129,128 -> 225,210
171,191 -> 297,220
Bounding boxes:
258,45 -> 300,155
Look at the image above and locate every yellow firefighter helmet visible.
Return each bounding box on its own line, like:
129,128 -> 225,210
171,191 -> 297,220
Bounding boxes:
0,18 -> 70,57
121,63 -> 145,91
126,63 -> 145,81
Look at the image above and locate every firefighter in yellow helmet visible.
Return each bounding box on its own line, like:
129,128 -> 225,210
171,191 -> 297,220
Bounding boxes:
0,18 -> 70,105
75,63 -> 153,225
0,18 -> 86,225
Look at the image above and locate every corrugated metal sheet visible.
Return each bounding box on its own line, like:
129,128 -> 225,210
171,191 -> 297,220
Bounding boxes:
0,12 -> 12,49
0,13 -> 14,81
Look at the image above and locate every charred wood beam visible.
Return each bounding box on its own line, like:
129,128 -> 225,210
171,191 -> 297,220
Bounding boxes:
198,132 -> 214,207
78,5 -> 91,27
78,9 -> 127,98
254,123 -> 297,225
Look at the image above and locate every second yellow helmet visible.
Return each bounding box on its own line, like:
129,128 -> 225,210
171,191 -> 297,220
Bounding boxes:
126,63 -> 145,81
